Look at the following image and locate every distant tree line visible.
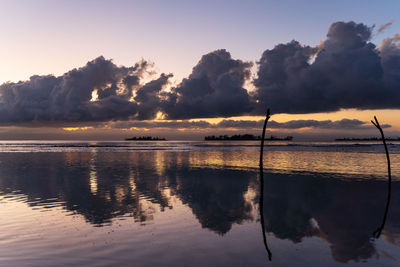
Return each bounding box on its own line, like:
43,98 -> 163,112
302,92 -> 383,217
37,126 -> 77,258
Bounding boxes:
204,134 -> 293,141
125,136 -> 166,141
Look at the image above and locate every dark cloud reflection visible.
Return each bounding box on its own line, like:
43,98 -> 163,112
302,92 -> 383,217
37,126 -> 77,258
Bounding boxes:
0,151 -> 399,263
261,172 -> 400,263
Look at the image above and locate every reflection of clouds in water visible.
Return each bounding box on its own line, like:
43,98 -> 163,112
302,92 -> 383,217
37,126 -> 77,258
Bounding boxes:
0,151 -> 399,264
260,172 -> 400,263
89,169 -> 98,195
173,168 -> 254,235
89,152 -> 98,195
154,150 -> 166,177
0,152 -> 255,233
129,170 -> 136,191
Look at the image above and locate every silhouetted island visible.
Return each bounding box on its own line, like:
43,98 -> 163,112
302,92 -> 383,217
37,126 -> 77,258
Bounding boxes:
335,137 -> 400,141
125,136 -> 166,141
204,134 -> 293,141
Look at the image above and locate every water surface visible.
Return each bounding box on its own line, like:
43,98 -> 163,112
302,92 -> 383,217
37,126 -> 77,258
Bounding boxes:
0,141 -> 399,266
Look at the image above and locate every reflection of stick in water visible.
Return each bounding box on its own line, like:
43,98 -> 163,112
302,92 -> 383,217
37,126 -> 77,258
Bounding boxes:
371,116 -> 392,238
259,108 -> 272,261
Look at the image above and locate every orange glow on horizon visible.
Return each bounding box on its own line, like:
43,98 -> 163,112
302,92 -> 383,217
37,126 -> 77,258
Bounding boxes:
55,108 -> 400,137
189,109 -> 400,130
63,126 -> 94,131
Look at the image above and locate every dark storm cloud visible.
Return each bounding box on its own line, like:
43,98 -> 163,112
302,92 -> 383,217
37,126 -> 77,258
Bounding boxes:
1,20 -> 399,125
378,19 -> 395,33
134,73 -> 173,120
161,49 -> 253,119
108,118 -> 385,130
379,34 -> 400,58
0,57 -> 170,123
379,34 -> 400,96
253,21 -> 400,114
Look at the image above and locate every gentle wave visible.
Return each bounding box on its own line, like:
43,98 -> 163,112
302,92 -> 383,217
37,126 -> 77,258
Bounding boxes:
0,140 -> 398,153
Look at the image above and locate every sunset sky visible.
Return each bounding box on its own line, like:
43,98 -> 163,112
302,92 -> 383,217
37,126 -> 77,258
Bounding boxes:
0,0 -> 399,140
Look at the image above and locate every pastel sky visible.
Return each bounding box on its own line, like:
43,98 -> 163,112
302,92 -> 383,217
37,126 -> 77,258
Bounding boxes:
0,0 -> 399,140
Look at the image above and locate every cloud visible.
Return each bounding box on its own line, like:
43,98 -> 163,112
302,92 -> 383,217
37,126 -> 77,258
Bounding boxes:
134,73 -> 173,120
162,49 -> 253,119
1,21 -> 399,124
109,120 -> 213,129
108,118 -> 387,130
379,34 -> 400,94
378,19 -> 395,33
379,33 -> 400,57
0,57 -> 171,123
253,21 -> 400,114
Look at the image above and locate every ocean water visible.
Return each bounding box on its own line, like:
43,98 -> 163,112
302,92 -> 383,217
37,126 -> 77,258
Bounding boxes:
0,141 -> 399,266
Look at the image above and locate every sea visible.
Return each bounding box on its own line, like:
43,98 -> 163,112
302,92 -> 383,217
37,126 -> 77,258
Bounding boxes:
0,140 -> 399,266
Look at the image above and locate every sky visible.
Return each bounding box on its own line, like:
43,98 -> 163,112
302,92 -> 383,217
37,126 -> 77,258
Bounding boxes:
0,0 -> 399,140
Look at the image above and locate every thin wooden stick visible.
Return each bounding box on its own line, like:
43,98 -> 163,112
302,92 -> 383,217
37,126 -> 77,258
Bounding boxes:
259,108 -> 272,261
371,116 -> 392,238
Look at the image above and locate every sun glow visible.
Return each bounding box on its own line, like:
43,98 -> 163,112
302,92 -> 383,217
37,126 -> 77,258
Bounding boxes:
121,127 -> 151,131
155,111 -> 166,120
90,89 -> 99,102
63,127 -> 94,131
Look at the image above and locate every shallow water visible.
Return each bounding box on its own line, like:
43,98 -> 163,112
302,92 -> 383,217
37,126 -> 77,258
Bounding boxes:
0,141 -> 399,266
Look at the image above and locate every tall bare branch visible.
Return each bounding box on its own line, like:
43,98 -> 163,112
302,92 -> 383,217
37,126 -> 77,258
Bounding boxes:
259,108 -> 272,261
371,116 -> 392,238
